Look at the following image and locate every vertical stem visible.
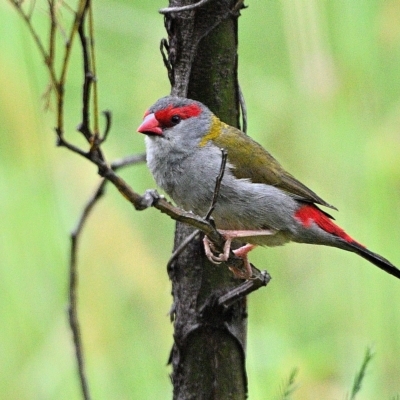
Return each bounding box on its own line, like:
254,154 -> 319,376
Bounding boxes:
165,1 -> 247,399
88,3 -> 99,136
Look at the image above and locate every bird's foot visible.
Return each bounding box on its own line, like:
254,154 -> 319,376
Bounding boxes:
203,236 -> 232,265
203,229 -> 273,279
204,235 -> 251,278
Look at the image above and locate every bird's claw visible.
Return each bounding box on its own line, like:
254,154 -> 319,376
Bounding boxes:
203,236 -> 232,265
203,236 -> 226,264
203,235 -> 253,279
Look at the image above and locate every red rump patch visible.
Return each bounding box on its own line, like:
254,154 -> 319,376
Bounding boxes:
295,204 -> 361,245
155,104 -> 201,127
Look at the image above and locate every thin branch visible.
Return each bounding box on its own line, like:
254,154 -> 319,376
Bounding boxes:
160,38 -> 173,86
48,0 -> 56,67
167,229 -> 201,272
56,0 -> 72,42
238,84 -> 247,134
88,3 -> 99,137
57,0 -> 90,132
27,0 -> 37,20
68,152 -> 146,400
205,148 -> 228,220
100,110 -> 112,143
218,270 -> 271,307
56,129 -> 91,158
159,0 -> 212,14
77,6 -> 93,141
60,0 -> 76,14
69,182 -> 105,400
111,153 -> 146,169
10,1 -> 58,87
59,0 -> 89,85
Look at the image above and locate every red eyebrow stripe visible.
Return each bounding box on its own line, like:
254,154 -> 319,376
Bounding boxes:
155,104 -> 201,125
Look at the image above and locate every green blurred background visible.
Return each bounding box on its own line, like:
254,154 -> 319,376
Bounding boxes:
2,0 -> 400,398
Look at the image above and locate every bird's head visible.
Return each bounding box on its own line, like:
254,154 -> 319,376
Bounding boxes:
137,96 -> 214,146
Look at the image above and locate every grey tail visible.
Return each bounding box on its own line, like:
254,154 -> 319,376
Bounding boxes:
347,241 -> 400,280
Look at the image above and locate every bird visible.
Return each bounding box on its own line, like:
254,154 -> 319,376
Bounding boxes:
137,95 -> 400,280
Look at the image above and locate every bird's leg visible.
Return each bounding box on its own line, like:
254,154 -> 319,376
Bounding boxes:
203,229 -> 275,279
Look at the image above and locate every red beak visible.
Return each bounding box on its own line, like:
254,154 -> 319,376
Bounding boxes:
137,113 -> 163,135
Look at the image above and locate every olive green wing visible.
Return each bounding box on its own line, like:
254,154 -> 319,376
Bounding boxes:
212,123 -> 337,210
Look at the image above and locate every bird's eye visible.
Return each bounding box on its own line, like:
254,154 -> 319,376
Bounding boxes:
170,115 -> 181,125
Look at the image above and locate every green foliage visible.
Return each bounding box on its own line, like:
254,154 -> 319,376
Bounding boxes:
2,0 -> 400,399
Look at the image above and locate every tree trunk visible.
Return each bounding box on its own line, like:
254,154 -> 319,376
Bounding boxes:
163,1 -> 248,399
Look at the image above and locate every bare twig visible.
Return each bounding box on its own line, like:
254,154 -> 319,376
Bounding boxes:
159,0 -> 212,14
59,0 -> 89,86
10,1 -> 58,87
238,84 -> 247,134
56,0 -> 90,133
27,0 -> 37,20
160,38 -> 173,86
111,153 -> 146,169
88,4 -> 99,137
77,7 -> 94,141
167,229 -> 201,272
69,180 -> 105,400
100,110 -> 112,143
68,152 -> 146,400
56,128 -> 90,158
205,148 -> 228,220
48,0 -> 56,69
218,270 -> 271,307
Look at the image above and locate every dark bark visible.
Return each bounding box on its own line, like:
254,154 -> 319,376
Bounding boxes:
163,1 -> 248,399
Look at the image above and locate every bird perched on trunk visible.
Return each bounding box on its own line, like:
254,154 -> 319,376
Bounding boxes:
137,95 -> 400,280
